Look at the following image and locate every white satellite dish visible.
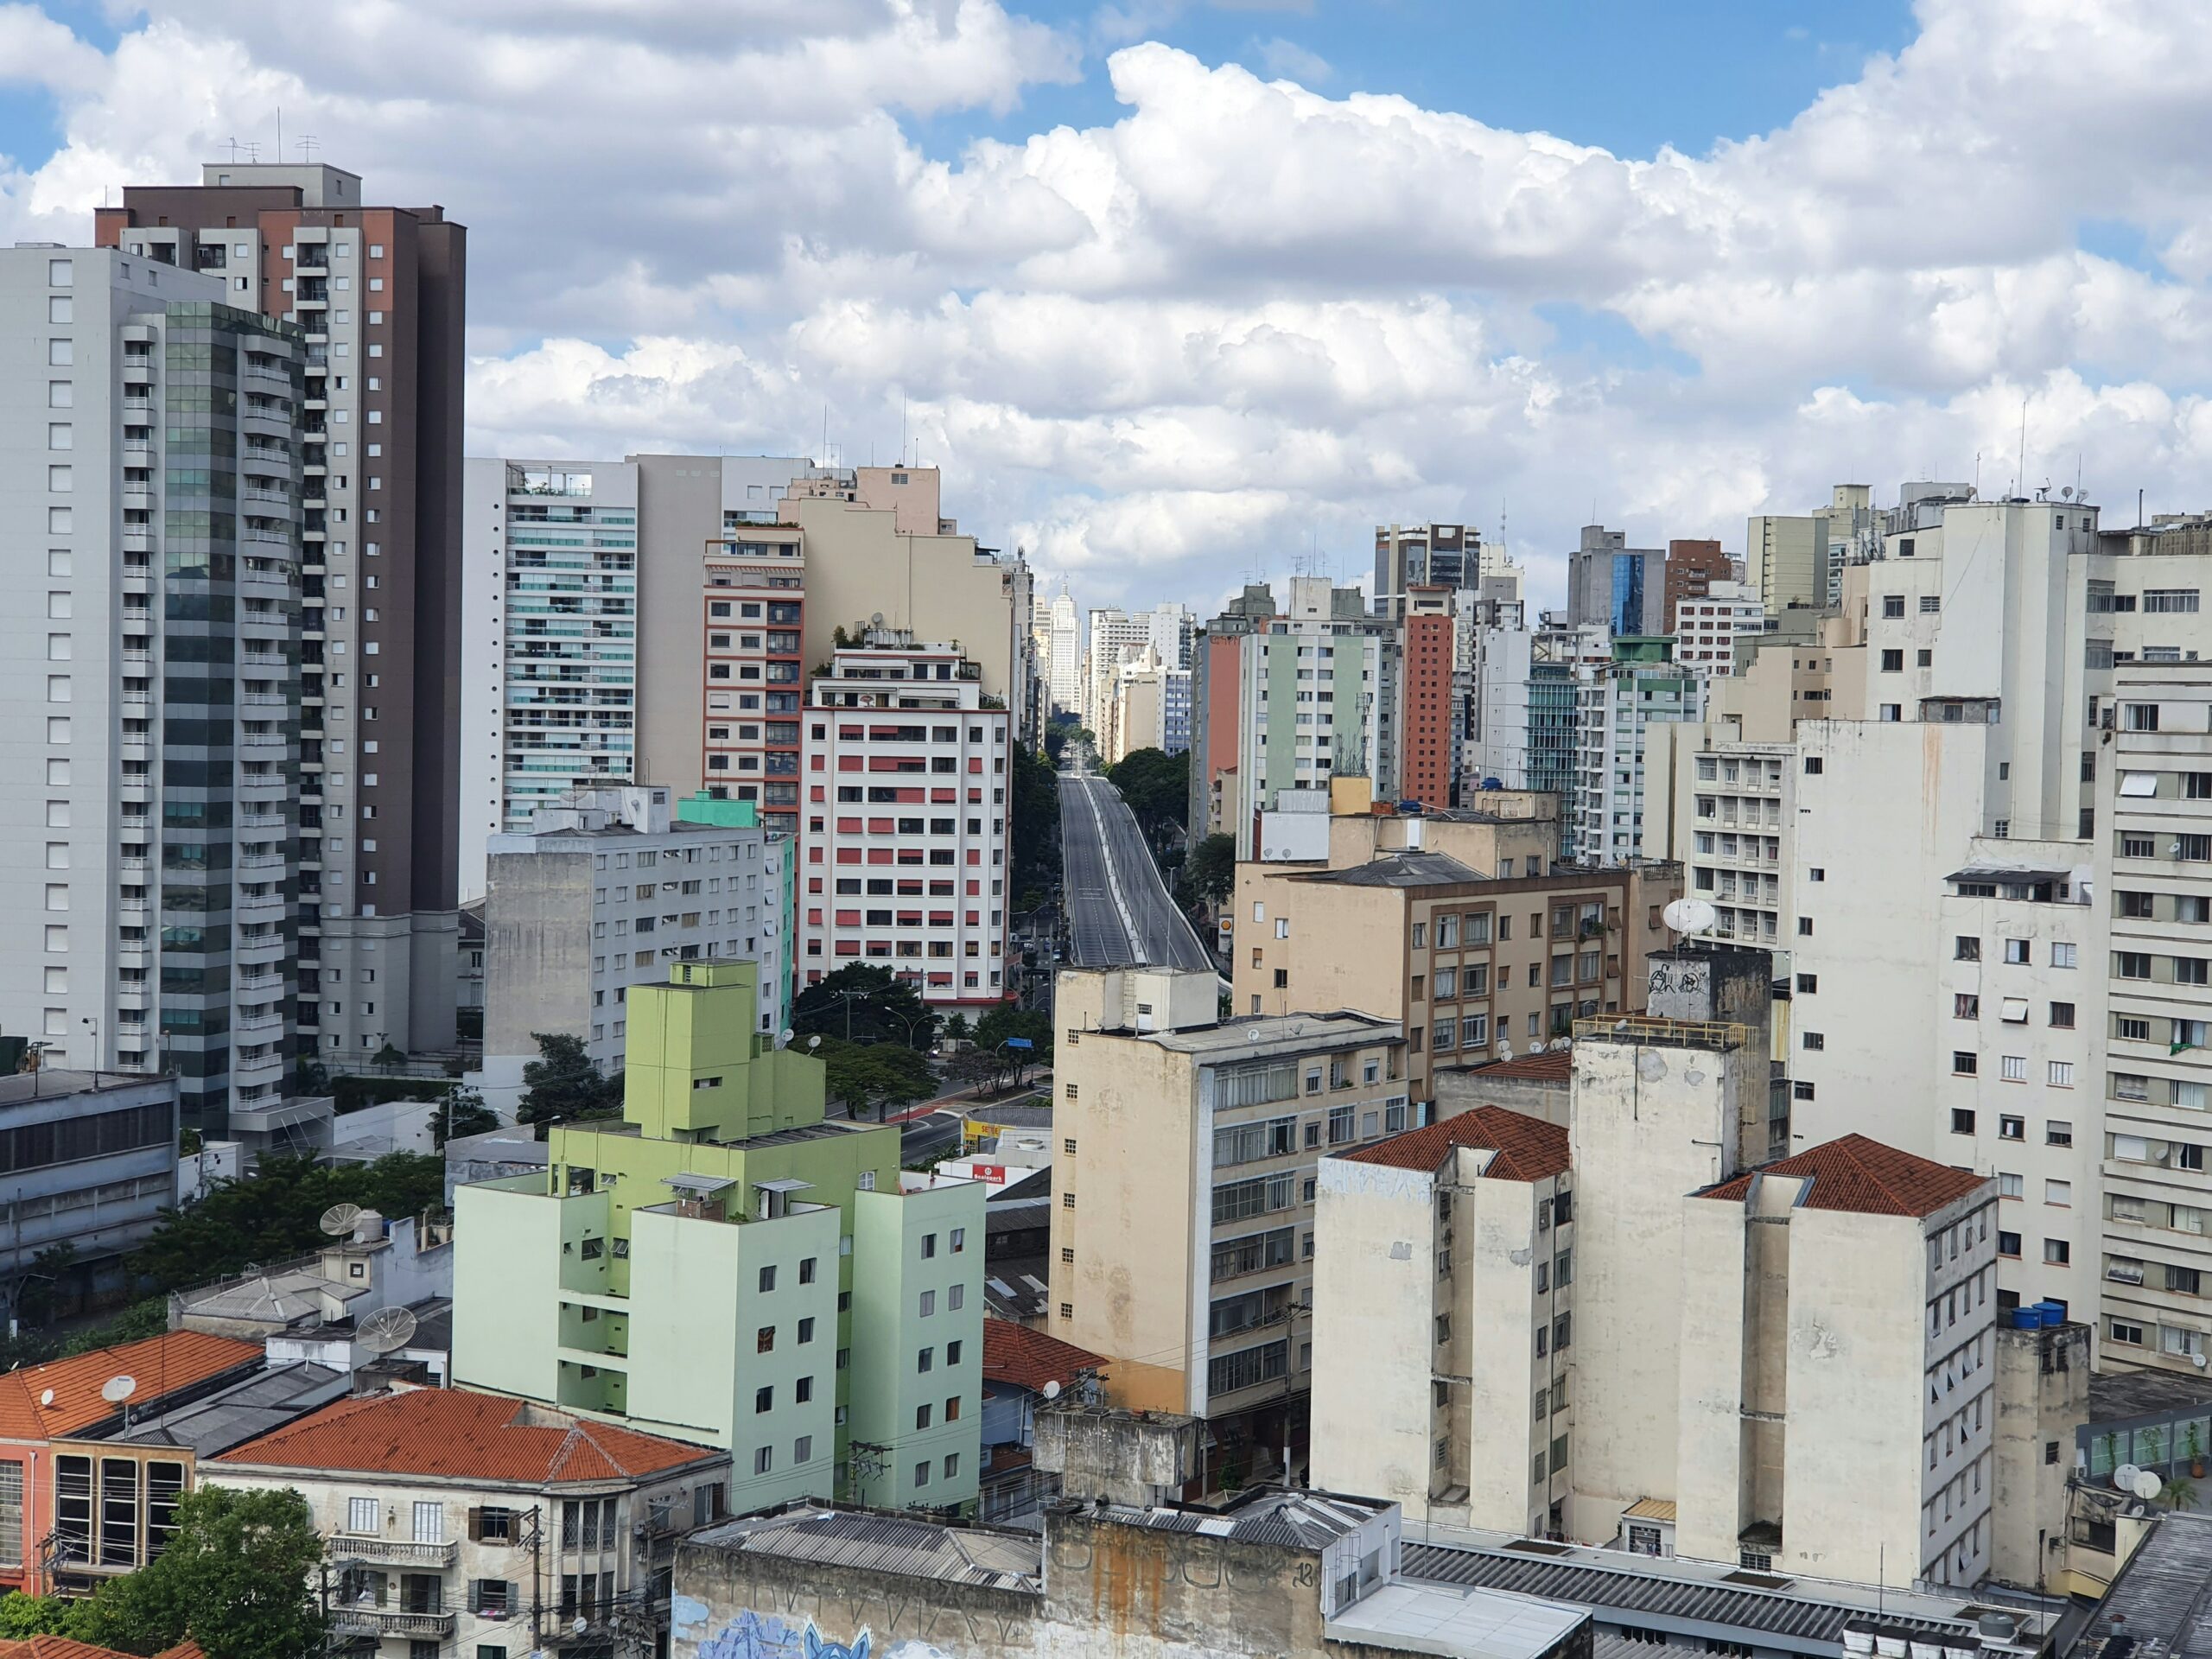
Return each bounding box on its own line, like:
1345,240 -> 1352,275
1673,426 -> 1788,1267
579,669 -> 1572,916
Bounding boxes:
1663,898 -> 1719,938
1041,1379 -> 1061,1401
320,1203 -> 365,1237
99,1376 -> 137,1406
2114,1463 -> 2141,1492
357,1306 -> 418,1357
1497,1039 -> 1513,1061
37,1389 -> 53,1408
2134,1470 -> 2164,1502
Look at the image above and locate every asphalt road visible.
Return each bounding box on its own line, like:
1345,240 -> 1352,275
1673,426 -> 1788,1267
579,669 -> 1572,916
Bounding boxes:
1057,771 -> 1217,973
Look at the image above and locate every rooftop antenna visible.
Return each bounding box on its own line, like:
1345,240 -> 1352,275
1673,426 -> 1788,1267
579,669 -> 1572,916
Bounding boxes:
275,106 -> 283,166
902,393 -> 909,465
2016,395 -> 2029,499
356,1305 -> 418,1357
297,134 -> 319,163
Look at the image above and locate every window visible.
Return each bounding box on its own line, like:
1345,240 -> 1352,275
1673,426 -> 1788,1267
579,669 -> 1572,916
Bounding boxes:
2049,1062 -> 2074,1088
2047,1120 -> 2073,1147
348,1497 -> 379,1535
1998,1231 -> 2021,1258
1954,994 -> 1980,1019
2050,1001 -> 2075,1028
758,1264 -> 777,1292
1999,1114 -> 2024,1140
753,1446 -> 773,1475
2111,1319 -> 2146,1346
1953,1052 -> 1977,1076
2001,1055 -> 2028,1083
1882,649 -> 1904,672
2047,1179 -> 2072,1205
2044,1238 -> 2071,1266
1950,1109 -> 1976,1135
2051,942 -> 2076,969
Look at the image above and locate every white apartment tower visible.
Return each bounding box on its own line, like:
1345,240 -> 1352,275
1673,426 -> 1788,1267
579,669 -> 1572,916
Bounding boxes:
1572,642 -> 1702,865
799,635 -> 1011,1010
1046,582 -> 1084,717
0,247 -> 303,1132
458,459 -> 640,903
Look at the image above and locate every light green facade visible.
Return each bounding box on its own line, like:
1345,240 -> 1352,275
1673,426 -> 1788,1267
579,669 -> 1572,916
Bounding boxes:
452,963 -> 981,1513
847,1184 -> 987,1510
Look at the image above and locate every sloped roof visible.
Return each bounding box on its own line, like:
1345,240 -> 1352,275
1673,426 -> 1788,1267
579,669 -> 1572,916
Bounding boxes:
214,1388 -> 720,1484
1303,851 -> 1486,888
1454,1048 -> 1573,1084
0,1332 -> 263,1441
1699,1134 -> 1987,1218
0,1638 -> 202,1659
982,1319 -> 1107,1394
1340,1105 -> 1569,1182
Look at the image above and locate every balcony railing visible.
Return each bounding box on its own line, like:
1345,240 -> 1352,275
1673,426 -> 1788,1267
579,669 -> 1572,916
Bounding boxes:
330,1608 -> 455,1640
326,1535 -> 458,1569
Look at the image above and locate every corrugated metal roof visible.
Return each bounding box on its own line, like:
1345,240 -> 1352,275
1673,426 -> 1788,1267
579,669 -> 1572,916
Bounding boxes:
1102,1490 -> 1385,1549
1621,1498 -> 1677,1523
1402,1544 -> 1981,1647
2075,1513 -> 2212,1659
691,1506 -> 1042,1593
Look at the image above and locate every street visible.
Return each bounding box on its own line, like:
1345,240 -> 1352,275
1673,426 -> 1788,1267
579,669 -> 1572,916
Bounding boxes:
1056,771 -> 1216,972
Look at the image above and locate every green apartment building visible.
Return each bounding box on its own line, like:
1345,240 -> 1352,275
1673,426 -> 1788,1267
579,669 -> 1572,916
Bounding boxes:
453,960 -> 982,1513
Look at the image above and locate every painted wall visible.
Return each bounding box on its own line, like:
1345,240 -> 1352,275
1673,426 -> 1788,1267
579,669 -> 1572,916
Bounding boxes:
849,1183 -> 986,1510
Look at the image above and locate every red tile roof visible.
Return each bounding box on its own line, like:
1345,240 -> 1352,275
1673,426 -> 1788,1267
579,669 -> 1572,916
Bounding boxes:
0,1332 -> 262,1441
1340,1104 -> 1569,1182
0,1638 -> 195,1659
1700,1134 -> 1989,1218
1452,1049 -> 1573,1084
982,1319 -> 1108,1395
213,1389 -> 721,1483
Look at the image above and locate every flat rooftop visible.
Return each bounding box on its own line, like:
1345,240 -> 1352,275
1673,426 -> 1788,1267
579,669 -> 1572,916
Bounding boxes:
1090,1487 -> 1388,1549
689,1504 -> 1042,1593
1143,1010 -> 1400,1059
0,1069 -> 167,1106
2090,1368 -> 2212,1423
93,1361 -> 348,1457
2074,1512 -> 2212,1659
1300,851 -> 1488,887
1329,1580 -> 1590,1659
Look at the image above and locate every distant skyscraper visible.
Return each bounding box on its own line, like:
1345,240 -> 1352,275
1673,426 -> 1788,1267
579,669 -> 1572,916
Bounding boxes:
1662,538 -> 1731,632
1374,522 -> 1479,617
98,162 -> 469,1064
1046,582 -> 1084,715
1567,525 -> 1665,637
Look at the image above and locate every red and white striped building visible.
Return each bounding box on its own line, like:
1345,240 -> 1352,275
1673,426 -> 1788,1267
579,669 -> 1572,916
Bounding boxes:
800,632 -> 1011,1009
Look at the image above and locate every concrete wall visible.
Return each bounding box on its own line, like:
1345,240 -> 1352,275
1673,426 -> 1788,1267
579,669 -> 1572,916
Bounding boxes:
850,1183 -> 986,1510
1992,1322 -> 2088,1590
482,846 -> 595,1061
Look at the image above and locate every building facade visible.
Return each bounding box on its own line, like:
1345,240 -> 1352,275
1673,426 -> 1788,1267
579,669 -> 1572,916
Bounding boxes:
1398,588 -> 1458,809
798,634 -> 1011,1011
1661,538 -> 1730,633
0,246 -> 305,1131
1571,640 -> 1701,866
457,459 -> 640,901
1673,581 -> 1764,677
1375,522 -> 1479,615
700,523 -> 805,839
98,161 -> 469,1066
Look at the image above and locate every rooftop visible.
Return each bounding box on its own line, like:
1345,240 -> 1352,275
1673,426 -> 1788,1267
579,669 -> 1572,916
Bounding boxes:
1142,1010 -> 1401,1060
1402,1535 -> 2046,1657
1090,1486 -> 1389,1549
0,1332 -> 263,1440
1300,852 -> 1488,888
1699,1133 -> 1989,1219
215,1389 -> 723,1484
2074,1512 -> 2212,1659
0,1069 -> 168,1108
982,1319 -> 1107,1395
2090,1369 -> 2212,1424
1444,1049 -> 1573,1085
982,1260 -> 1051,1324
688,1503 -> 1042,1593
1341,1105 -> 1569,1183
0,1641 -> 202,1659
1327,1580 -> 1591,1659
90,1361 -> 348,1458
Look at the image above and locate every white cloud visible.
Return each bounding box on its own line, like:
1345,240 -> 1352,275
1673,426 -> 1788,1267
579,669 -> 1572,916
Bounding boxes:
4,0 -> 2212,617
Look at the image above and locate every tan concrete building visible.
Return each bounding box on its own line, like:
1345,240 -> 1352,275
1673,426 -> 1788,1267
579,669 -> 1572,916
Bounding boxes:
1233,827 -> 1676,1105
1051,966 -> 1407,1484
1313,1106 -> 1573,1535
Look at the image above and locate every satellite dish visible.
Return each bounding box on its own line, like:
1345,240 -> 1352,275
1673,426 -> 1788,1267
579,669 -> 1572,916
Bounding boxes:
2133,1470 -> 2164,1501
2114,1463 -> 2141,1492
869,612 -> 885,628
321,1203 -> 365,1237
2061,486 -> 2074,499
1497,1039 -> 1513,1061
1663,898 -> 1719,937
1041,1379 -> 1061,1401
38,1389 -> 53,1408
99,1376 -> 137,1406
357,1306 -> 418,1356
806,1035 -> 822,1052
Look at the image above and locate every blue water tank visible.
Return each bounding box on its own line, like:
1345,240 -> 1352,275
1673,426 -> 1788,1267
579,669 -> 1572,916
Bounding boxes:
1397,800 -> 1425,815
2009,1308 -> 2041,1331
1480,778 -> 1504,791
2035,1300 -> 2065,1327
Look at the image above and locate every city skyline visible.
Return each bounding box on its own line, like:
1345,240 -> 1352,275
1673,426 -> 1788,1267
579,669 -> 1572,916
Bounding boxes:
4,1 -> 2207,614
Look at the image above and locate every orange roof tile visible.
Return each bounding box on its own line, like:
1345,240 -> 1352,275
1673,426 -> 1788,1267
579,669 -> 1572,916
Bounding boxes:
982,1319 -> 1108,1394
213,1388 -> 721,1483
154,1645 -> 206,1659
0,1332 -> 262,1442
1340,1104 -> 1569,1181
1458,1048 -> 1573,1083
1700,1133 -> 1989,1218
0,1637 -> 157,1659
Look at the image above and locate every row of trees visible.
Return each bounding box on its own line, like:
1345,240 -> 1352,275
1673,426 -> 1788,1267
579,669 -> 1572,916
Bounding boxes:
0,1486 -> 326,1659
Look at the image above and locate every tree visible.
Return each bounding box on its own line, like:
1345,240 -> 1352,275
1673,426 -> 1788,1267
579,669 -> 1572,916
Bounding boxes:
791,964 -> 937,1051
973,1002 -> 1052,1089
70,1484 -> 327,1659
434,1084 -> 499,1147
1178,831 -> 1235,909
517,1032 -> 622,1134
939,1013 -> 972,1046
1106,747 -> 1190,845
0,1592 -> 71,1639
371,1041 -> 406,1073
128,1153 -> 447,1296
942,1047 -> 999,1096
816,1037 -> 936,1121
1007,740 -> 1061,898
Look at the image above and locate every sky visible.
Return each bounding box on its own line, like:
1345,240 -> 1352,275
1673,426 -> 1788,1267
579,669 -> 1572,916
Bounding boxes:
3,0 -> 2211,615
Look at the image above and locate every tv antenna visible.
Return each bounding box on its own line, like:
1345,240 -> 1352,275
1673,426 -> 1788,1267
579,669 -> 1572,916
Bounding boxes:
296,134 -> 320,163
357,1306 -> 418,1356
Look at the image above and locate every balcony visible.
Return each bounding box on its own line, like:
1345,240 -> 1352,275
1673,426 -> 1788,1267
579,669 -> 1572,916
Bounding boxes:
327,1535 -> 458,1570
330,1609 -> 455,1642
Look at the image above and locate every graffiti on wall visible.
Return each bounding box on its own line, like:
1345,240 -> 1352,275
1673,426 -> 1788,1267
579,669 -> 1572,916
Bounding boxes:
694,1607 -> 950,1659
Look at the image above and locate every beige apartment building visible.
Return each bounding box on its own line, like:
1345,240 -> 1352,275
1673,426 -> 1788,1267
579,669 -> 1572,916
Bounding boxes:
1233,819 -> 1675,1104
1310,962 -> 2031,1593
2095,661 -> 2212,1374
1312,1106 -> 1573,1535
1051,966 -> 1408,1486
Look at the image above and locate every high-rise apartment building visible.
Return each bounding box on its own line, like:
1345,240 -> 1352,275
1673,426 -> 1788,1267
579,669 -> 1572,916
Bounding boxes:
1572,639 -> 1702,865
2094,661 -> 2212,1374
1084,603 -> 1192,733
1374,522 -> 1478,616
457,459 -> 640,901
701,522 -> 807,839
1398,587 -> 1458,809
1187,584 -> 1276,840
1099,645 -> 1191,762
97,162 -> 469,1066
798,633 -> 1010,1010
0,248 -> 304,1132
1745,511 -> 1831,617
1673,580 -> 1765,677
1661,538 -> 1730,632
